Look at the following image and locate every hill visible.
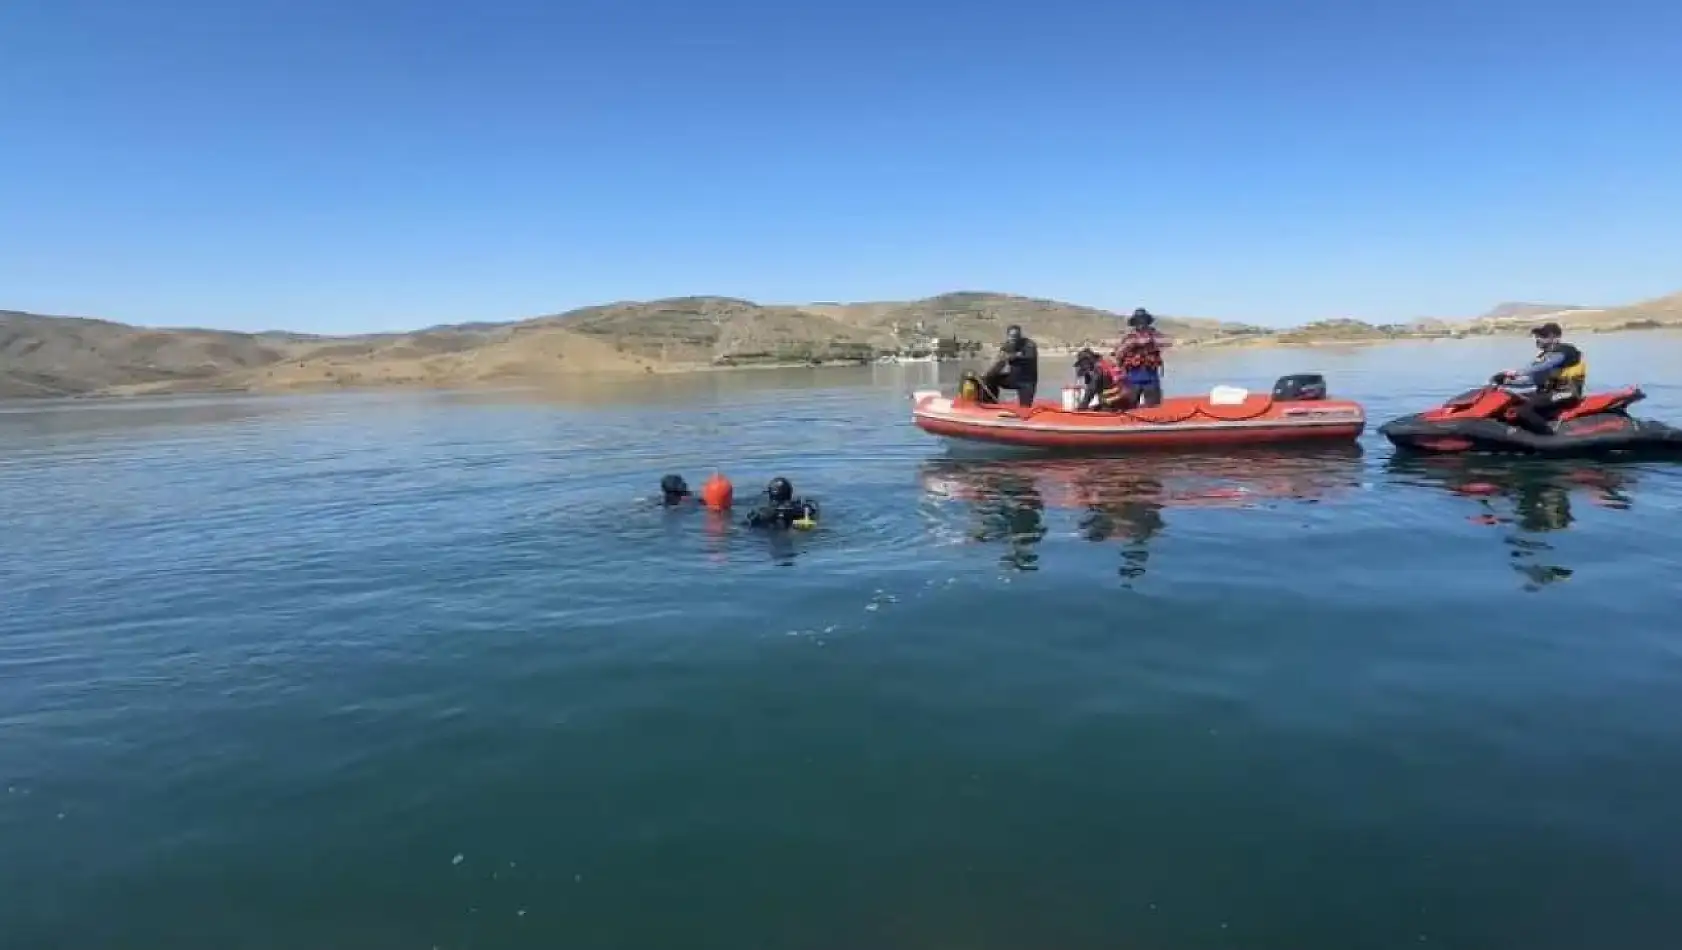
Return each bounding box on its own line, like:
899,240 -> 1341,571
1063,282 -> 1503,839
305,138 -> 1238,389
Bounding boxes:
1272,318 -> 1410,344
4,287 -> 1679,399
794,291 -> 1265,349
539,292 -> 1264,364
0,310 -> 299,398
0,310 -> 648,398
1477,302 -> 1595,322
1551,289 -> 1682,332
1457,291 -> 1682,336
543,296 -> 879,364
217,323 -> 654,395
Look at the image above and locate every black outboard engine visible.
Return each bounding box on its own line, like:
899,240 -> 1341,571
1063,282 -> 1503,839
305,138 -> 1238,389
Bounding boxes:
1272,373 -> 1327,401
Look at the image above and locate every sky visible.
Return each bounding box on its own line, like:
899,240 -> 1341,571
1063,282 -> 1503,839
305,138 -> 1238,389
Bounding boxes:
2,0 -> 1680,333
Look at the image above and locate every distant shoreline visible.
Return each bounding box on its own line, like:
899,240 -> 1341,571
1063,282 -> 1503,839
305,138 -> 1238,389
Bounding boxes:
40,324 -> 1674,402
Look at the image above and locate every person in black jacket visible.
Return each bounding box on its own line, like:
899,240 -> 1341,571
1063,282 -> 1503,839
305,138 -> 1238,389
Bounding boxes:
979,325 -> 1040,407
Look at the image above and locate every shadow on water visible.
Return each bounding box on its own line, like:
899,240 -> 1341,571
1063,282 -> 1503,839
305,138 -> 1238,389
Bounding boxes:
920,446 -> 1366,580
1385,455 -> 1642,592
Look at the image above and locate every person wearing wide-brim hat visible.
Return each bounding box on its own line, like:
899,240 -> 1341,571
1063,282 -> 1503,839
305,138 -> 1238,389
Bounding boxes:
1113,308 -> 1168,408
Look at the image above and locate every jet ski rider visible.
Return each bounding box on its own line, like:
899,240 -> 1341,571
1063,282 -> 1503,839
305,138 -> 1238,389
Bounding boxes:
1494,322 -> 1586,434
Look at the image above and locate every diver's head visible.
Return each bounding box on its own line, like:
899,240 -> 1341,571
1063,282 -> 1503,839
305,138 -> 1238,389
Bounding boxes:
1531,322 -> 1562,350
1128,308 -> 1155,329
1004,324 -> 1023,345
660,474 -> 690,504
766,477 -> 794,504
1074,347 -> 1099,370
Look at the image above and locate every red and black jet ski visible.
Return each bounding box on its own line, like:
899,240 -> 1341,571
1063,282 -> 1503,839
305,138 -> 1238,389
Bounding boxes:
1381,382 -> 1682,456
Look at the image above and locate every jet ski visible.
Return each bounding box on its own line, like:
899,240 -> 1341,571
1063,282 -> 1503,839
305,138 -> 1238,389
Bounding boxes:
1380,381 -> 1682,456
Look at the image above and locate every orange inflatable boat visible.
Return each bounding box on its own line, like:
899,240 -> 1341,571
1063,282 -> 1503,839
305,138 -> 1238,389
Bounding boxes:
911,373 -> 1366,450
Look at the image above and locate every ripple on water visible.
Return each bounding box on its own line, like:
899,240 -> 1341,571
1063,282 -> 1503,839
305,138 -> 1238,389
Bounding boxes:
4,341 -> 1682,949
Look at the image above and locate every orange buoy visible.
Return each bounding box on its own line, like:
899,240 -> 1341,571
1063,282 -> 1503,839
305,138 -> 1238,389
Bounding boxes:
700,473 -> 734,511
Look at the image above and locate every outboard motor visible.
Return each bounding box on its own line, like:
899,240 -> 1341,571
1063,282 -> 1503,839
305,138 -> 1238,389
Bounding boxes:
1273,373 -> 1328,401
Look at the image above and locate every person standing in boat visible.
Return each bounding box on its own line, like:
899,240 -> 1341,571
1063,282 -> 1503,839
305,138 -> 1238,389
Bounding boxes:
1495,321 -> 1586,433
1113,308 -> 1168,409
980,325 -> 1040,407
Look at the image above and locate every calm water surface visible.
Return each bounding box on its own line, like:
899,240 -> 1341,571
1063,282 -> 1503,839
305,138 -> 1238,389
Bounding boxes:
4,335 -> 1682,949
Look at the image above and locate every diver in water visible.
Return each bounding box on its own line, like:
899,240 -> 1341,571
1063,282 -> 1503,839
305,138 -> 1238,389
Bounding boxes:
660,472 -> 735,509
745,477 -> 819,529
659,474 -> 692,506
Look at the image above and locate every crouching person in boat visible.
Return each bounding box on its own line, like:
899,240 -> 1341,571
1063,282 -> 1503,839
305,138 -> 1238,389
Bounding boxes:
1494,322 -> 1586,434
979,325 -> 1040,407
1113,308 -> 1167,409
746,477 -> 819,530
1073,348 -> 1126,410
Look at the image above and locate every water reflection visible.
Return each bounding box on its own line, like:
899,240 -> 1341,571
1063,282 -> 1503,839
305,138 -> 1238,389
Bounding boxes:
1386,456 -> 1638,592
920,448 -> 1364,579
963,469 -> 1047,571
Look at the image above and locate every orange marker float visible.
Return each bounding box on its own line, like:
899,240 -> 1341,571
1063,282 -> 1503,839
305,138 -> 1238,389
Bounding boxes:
700,472 -> 734,511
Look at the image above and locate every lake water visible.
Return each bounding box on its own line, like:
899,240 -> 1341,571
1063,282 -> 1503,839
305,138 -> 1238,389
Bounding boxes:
4,334 -> 1682,950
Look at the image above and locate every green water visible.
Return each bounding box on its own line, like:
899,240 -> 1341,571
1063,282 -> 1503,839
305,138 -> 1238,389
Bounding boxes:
3,335 -> 1681,949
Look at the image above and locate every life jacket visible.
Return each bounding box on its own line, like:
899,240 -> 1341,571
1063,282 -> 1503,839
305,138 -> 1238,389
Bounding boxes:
1096,357 -> 1124,403
1116,329 -> 1164,374
1535,343 -> 1586,396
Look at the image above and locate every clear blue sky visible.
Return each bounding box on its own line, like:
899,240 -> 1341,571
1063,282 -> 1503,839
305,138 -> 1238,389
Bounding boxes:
3,0 -> 1679,332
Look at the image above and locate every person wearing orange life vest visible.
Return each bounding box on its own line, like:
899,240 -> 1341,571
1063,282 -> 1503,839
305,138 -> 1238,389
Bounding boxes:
1113,308 -> 1168,409
1073,348 -> 1125,410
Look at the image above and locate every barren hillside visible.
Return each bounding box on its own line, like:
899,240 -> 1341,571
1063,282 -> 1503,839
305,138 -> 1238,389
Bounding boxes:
0,310 -> 299,398
4,285 -> 1678,399
550,296 -> 879,363
798,292 -> 1263,348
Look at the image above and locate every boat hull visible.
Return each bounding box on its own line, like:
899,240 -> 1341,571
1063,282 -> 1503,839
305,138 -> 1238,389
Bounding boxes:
911,390 -> 1366,450
1381,412 -> 1682,456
